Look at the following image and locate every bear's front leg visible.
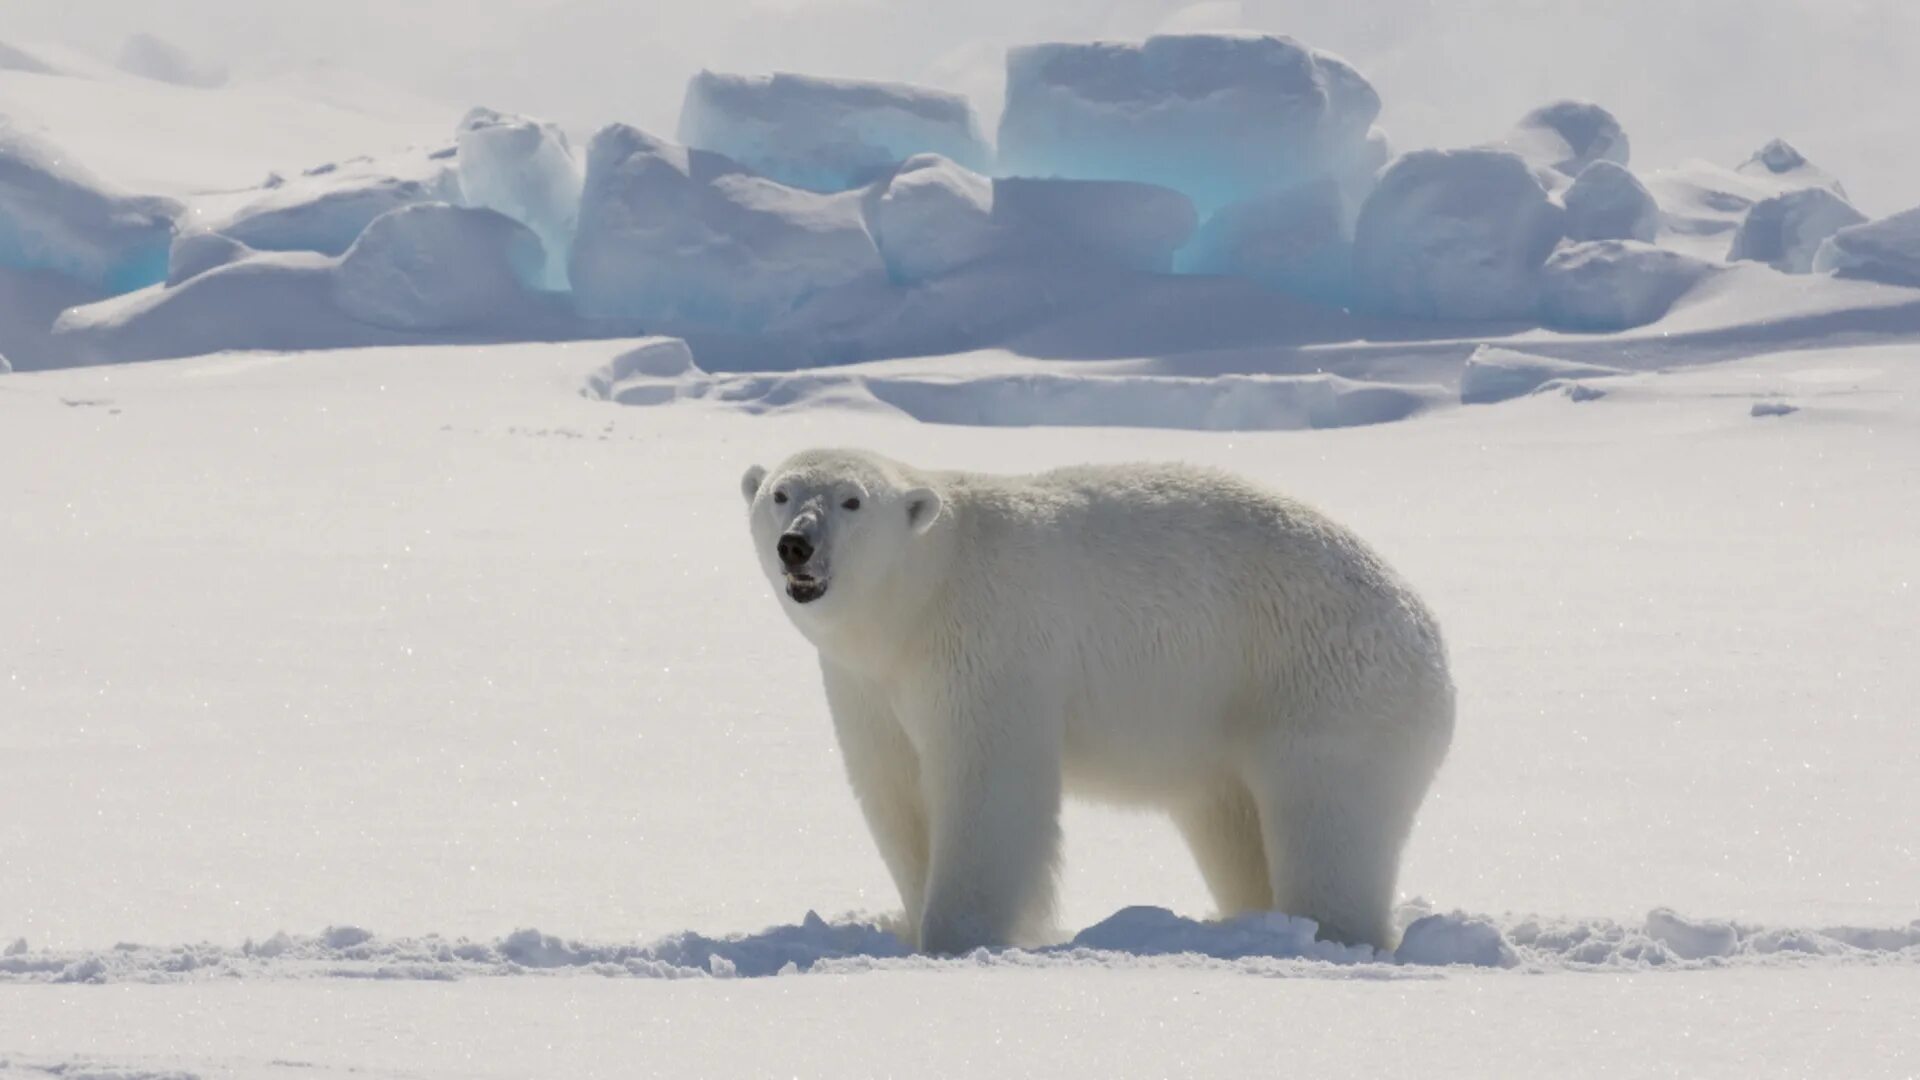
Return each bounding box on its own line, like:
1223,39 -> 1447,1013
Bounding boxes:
904,667 -> 1063,955
821,661 -> 931,938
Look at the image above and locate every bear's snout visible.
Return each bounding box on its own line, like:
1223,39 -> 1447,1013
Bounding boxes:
777,531 -> 815,569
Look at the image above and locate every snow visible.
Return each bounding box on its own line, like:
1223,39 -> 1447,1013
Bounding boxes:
1498,100 -> 1630,177
114,32 -> 227,89
1351,148 -> 1564,320
1537,240 -> 1717,331
454,107 -> 581,290
0,117 -> 179,292
330,203 -> 546,331
1458,345 -> 1624,404
1730,188 -> 1868,274
1813,206 -> 1920,287
1648,141 -> 1847,261
1562,161 -> 1659,243
568,123 -> 884,330
165,230 -> 253,287
866,154 -> 995,283
214,151 -> 461,257
678,71 -> 989,194
997,33 -> 1381,216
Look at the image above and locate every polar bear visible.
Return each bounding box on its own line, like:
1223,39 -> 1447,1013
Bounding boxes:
740,448 -> 1453,954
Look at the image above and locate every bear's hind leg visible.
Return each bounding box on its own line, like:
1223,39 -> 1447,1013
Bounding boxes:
1246,734 -> 1430,952
1172,782 -> 1273,917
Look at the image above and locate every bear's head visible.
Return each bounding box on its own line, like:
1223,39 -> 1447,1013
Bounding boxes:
740,448 -> 943,629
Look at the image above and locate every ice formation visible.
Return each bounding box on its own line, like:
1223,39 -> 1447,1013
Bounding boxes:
0,118 -> 179,292
990,177 -> 1197,274
166,231 -> 253,287
568,124 -> 884,329
220,155 -> 460,256
1536,240 -> 1715,330
455,107 -> 581,289
1177,180 -> 1351,303
679,71 -> 989,194
1351,149 -> 1564,320
996,33 -> 1380,216
331,203 -> 546,331
1500,101 -> 1630,177
1562,161 -> 1659,243
1648,140 -> 1847,256
866,154 -> 995,282
1812,206 -> 1920,286
1729,188 -> 1867,273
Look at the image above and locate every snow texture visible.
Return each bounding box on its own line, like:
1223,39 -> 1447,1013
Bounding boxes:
679,71 -> 988,194
1562,160 -> 1659,243
165,230 -> 252,287
219,153 -> 461,257
1813,206 -> 1920,287
331,203 -> 546,331
1177,180 -> 1351,303
1351,148 -> 1564,320
1458,345 -> 1625,404
115,32 -> 227,89
989,176 -> 1197,274
997,33 -> 1380,215
1730,188 -> 1867,274
569,124 -> 883,329
866,154 -> 995,282
0,118 -> 179,292
455,107 -> 581,289
1499,100 -> 1630,177
1538,240 -> 1717,331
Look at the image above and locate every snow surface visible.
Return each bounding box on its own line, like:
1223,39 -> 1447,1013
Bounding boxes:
115,31 -> 227,89
213,151 -> 460,257
679,71 -> 989,193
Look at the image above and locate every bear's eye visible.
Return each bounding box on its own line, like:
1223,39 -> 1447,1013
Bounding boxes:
842,497 -> 861,511
773,491 -> 788,505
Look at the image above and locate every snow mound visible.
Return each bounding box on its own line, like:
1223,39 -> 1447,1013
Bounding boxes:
1068,906 -> 1375,963
1644,908 -> 1740,960
1351,148 -> 1564,320
219,153 -> 460,257
580,337 -> 698,401
1812,206 -> 1920,287
1500,101 -> 1629,176
455,107 -> 581,290
1178,180 -> 1350,303
1649,141 -> 1847,256
679,71 -> 988,194
1459,345 -> 1625,404
595,349 -> 1443,431
991,176 -> 1197,274
997,33 -> 1380,215
867,154 -> 995,282
1395,912 -> 1519,968
0,40 -> 60,75
1737,138 -> 1844,197
569,124 -> 883,330
165,231 -> 253,287
115,32 -> 227,89
1730,188 -> 1868,274
0,118 -> 180,292
1562,161 -> 1658,243
331,203 -> 546,331
1538,240 -> 1717,331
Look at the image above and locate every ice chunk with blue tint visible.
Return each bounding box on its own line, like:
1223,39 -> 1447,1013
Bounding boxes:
569,124 -> 884,330
0,117 -> 179,293
1178,180 -> 1350,304
679,72 -> 989,194
455,107 -> 580,289
996,33 -> 1379,216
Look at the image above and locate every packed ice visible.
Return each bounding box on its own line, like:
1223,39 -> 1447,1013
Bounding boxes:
455,107 -> 582,289
0,117 -> 179,292
330,203 -> 547,331
1537,240 -> 1716,330
1729,188 -> 1867,273
1813,206 -> 1920,287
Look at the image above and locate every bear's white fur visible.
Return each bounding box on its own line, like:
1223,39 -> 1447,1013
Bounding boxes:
740,448 -> 1453,954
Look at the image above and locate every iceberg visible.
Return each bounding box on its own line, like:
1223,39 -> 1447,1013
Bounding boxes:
1351,149 -> 1563,321
996,33 -> 1380,215
0,117 -> 179,293
455,107 -> 581,289
679,71 -> 989,194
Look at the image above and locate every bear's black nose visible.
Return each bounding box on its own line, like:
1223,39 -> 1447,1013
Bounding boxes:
777,532 -> 814,569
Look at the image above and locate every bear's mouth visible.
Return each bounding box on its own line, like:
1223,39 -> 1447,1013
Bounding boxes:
785,573 -> 828,604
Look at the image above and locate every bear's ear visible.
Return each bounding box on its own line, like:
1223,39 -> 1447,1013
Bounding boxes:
903,486 -> 942,535
740,465 -> 767,506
